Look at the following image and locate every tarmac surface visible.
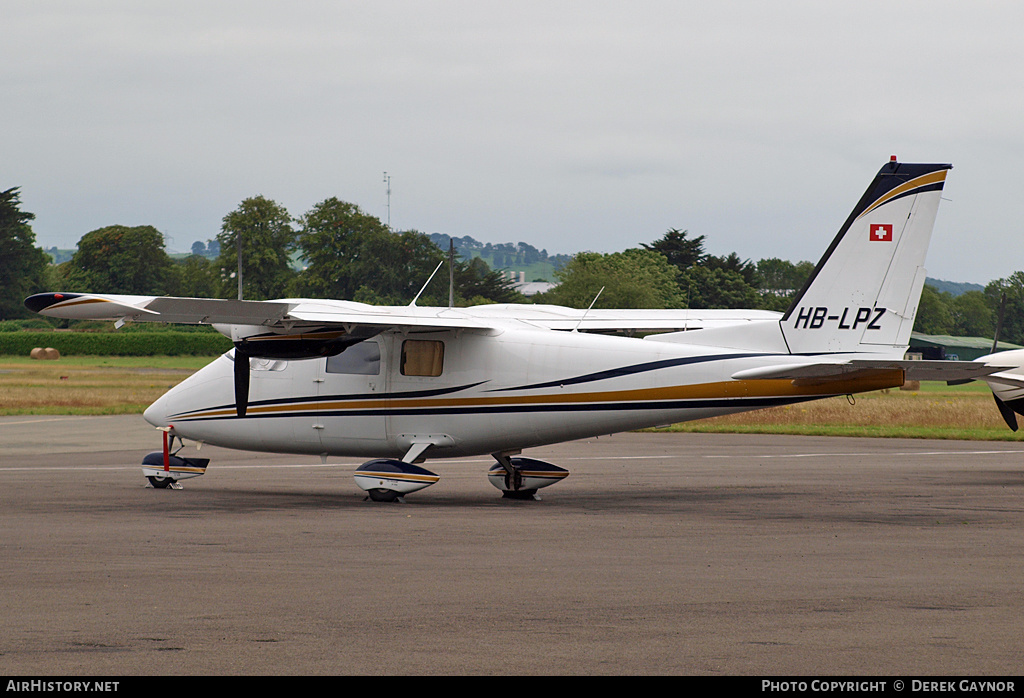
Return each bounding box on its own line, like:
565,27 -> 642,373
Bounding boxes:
2,414 -> 1023,675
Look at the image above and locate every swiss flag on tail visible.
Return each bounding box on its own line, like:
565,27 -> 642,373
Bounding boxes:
870,224 -> 893,241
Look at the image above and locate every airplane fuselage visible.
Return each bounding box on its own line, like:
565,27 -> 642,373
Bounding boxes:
145,324 -> 903,460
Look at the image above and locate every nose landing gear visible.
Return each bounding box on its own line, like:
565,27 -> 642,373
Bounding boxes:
141,427 -> 209,489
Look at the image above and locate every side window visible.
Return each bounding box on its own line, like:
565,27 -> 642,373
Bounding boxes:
325,341 -> 381,375
401,339 -> 444,377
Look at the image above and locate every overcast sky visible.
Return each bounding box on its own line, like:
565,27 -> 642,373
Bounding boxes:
4,1 -> 1023,285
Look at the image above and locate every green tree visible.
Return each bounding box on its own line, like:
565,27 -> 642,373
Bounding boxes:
355,228 -> 448,305
176,255 -> 217,298
538,249 -> 686,309
680,266 -> 761,309
450,256 -> 522,305
913,284 -> 954,335
216,196 -> 296,300
296,199 -> 520,305
756,258 -> 815,312
640,228 -> 761,309
950,290 -> 994,338
295,198 -> 393,300
61,225 -> 176,295
640,228 -> 706,271
705,251 -> 758,287
985,272 -> 1024,345
0,187 -> 49,319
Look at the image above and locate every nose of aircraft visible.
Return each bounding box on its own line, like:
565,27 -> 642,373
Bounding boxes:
143,391 -> 172,427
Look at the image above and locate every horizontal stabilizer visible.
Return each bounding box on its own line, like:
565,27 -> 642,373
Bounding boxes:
732,360 -> 1008,384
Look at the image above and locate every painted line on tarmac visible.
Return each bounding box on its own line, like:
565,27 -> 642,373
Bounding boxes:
4,449 -> 1024,473
0,416 -> 121,426
703,449 -> 1024,459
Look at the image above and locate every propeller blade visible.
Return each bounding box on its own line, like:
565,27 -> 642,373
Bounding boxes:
234,350 -> 250,417
993,394 -> 1018,432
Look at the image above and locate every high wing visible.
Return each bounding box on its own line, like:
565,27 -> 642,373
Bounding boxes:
457,304 -> 782,332
24,292 -> 779,334
26,289 -> 1012,390
25,292 -> 495,332
25,292 -> 507,418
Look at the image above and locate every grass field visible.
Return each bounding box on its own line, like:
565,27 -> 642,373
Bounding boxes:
0,355 -> 210,415
656,380 -> 1018,441
1,355 -> 1019,441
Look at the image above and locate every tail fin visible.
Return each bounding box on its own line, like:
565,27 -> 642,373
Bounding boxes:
781,159 -> 951,355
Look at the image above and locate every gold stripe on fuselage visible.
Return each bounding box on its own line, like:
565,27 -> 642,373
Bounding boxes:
171,371 -> 904,420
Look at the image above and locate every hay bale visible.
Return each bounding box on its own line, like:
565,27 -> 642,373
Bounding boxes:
30,347 -> 46,360
43,347 -> 60,360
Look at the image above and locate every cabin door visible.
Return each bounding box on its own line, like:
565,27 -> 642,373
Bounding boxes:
314,338 -> 388,454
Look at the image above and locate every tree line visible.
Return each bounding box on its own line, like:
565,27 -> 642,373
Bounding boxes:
540,227 -> 1024,344
535,228 -> 816,314
427,234 -> 573,272
3,186 -> 1024,345
1,193 -> 522,314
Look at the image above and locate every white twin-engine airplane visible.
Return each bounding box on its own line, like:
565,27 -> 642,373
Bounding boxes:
25,160 -> 1024,501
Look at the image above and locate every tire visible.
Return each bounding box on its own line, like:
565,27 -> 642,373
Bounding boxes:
148,475 -> 175,489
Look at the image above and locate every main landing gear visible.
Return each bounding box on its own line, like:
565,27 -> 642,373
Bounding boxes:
352,452 -> 569,502
353,459 -> 441,502
486,455 -> 569,500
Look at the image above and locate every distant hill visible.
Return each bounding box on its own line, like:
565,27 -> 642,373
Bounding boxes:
43,247 -> 75,264
926,278 -> 985,296
428,233 -> 571,282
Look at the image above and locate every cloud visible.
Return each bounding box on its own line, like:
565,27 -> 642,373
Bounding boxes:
4,1 -> 1023,284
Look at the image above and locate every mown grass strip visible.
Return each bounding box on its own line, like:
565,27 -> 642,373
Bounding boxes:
0,355 -> 211,416
2,355 -> 1022,442
651,384 -> 1021,441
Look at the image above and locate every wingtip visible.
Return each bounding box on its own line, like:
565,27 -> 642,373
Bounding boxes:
24,292 -> 81,314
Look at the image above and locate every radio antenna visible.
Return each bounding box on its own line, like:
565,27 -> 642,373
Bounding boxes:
382,172 -> 392,230
409,259 -> 445,307
573,286 -> 605,333
448,239 -> 456,308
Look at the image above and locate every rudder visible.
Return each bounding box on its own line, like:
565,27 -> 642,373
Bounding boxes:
781,159 -> 951,355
